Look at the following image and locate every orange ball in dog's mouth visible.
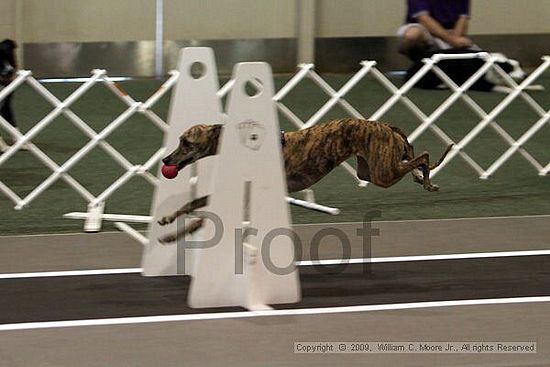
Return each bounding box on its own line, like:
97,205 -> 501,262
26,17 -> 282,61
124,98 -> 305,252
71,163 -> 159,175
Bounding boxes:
161,165 -> 178,179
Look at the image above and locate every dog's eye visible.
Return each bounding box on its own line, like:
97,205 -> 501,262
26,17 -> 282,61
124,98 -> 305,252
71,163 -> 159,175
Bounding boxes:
181,137 -> 197,147
183,136 -> 194,145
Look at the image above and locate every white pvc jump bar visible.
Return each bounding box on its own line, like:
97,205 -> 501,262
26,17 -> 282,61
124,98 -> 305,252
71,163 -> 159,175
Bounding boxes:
64,196 -> 340,225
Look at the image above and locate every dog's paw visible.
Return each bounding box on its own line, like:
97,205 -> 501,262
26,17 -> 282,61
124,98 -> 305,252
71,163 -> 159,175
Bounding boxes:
157,215 -> 175,226
427,184 -> 439,192
158,234 -> 177,245
186,218 -> 205,234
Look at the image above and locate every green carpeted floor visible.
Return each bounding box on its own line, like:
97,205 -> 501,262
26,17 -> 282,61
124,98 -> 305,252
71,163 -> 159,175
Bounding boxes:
0,72 -> 548,235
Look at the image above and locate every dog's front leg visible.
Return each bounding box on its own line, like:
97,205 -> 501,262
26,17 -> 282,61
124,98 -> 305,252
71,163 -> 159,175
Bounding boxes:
158,195 -> 209,226
159,218 -> 204,244
356,155 -> 371,182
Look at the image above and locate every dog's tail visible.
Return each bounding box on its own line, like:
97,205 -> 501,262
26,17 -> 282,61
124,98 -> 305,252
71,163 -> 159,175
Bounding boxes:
429,144 -> 454,170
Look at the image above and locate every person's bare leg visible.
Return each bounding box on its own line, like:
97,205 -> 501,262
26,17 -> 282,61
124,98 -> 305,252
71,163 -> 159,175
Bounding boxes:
399,25 -> 433,61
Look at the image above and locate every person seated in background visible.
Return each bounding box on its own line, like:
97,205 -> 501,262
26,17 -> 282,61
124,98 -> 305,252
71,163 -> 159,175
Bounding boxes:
396,0 -> 526,91
398,0 -> 476,61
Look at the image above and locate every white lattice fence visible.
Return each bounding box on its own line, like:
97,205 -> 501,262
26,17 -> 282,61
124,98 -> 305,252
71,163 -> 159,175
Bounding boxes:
0,69 -> 180,230
0,52 -> 548,232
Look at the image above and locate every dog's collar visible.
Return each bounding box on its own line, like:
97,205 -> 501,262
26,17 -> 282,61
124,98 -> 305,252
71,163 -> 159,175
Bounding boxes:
281,130 -> 285,147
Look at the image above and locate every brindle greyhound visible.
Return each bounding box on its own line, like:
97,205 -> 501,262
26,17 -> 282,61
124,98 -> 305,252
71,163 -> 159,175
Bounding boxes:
158,119 -> 452,243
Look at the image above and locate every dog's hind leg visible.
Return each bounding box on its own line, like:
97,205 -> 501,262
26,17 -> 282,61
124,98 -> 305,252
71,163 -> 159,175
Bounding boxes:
158,195 -> 209,226
372,152 -> 438,191
410,145 -> 453,188
411,168 -> 424,185
400,152 -> 439,191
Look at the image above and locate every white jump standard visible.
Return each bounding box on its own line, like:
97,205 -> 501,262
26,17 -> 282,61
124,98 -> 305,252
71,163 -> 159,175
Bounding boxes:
141,48 -> 301,310
187,62 -> 300,310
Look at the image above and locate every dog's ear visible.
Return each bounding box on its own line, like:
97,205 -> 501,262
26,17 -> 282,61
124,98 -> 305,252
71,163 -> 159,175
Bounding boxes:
185,125 -> 205,143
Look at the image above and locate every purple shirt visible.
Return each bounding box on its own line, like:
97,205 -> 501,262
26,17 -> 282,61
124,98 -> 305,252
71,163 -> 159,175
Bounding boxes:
406,0 -> 470,29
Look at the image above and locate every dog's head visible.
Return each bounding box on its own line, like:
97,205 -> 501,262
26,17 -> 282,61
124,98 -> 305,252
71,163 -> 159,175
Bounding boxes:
0,39 -> 17,86
162,124 -> 222,171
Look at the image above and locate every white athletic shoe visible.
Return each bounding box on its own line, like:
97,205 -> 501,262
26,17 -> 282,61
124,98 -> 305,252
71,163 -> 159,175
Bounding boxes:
486,53 -> 527,86
0,137 -> 10,153
508,59 -> 526,81
0,137 -> 32,152
11,129 -> 32,151
19,142 -> 31,151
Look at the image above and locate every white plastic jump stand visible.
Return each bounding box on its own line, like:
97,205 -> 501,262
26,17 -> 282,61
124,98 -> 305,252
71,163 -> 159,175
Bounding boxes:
142,47 -> 223,277
188,63 -> 301,310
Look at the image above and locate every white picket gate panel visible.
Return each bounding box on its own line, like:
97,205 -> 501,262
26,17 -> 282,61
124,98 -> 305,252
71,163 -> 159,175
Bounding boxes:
0,51 -> 548,232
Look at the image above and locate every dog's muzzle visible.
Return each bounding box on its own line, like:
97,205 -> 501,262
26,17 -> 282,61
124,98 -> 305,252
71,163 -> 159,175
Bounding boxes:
162,154 -> 196,171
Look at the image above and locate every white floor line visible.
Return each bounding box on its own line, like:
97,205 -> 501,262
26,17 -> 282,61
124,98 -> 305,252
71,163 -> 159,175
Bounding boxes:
296,249 -> 550,266
1,249 -> 549,279
0,268 -> 142,279
1,296 -> 549,332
